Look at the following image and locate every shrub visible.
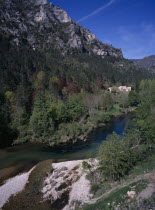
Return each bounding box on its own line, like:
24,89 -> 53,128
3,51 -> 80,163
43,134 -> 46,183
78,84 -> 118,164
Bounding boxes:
90,184 -> 100,194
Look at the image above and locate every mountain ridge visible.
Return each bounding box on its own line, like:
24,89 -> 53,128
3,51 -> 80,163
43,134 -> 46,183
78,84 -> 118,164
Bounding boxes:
0,0 -> 122,58
131,55 -> 155,73
0,0 -> 153,148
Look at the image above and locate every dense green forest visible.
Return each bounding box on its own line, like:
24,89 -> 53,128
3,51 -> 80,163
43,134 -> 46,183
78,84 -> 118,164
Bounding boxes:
0,35 -> 153,148
98,79 -> 155,180
2,79 -> 155,210
1,0 -> 155,209
82,79 -> 155,209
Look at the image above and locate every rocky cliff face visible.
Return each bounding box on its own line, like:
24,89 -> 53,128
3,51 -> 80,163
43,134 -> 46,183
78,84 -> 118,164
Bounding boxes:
0,0 -> 122,58
132,55 -> 155,73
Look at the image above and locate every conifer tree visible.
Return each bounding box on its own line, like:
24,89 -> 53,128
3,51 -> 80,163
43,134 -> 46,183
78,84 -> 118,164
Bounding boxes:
30,91 -> 55,142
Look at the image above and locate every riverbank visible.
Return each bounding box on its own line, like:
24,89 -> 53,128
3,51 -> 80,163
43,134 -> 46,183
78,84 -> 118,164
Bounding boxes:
0,112 -> 132,185
45,107 -> 135,152
1,159 -> 97,210
0,167 -> 35,209
2,153 -> 155,210
47,107 -> 135,151
52,107 -> 135,147
13,106 -> 135,149
1,160 -> 53,210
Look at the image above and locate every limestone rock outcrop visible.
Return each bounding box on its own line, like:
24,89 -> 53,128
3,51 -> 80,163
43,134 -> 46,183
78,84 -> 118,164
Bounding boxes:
0,0 -> 123,58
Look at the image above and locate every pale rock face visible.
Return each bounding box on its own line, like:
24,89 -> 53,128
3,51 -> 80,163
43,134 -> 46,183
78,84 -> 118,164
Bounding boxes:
0,0 -> 123,58
53,7 -> 71,23
80,27 -> 96,44
63,175 -> 91,210
34,6 -> 46,22
34,0 -> 47,6
93,48 -> 107,56
66,24 -> 75,37
42,159 -> 98,209
87,33 -> 96,41
84,32 -> 96,43
68,35 -> 82,48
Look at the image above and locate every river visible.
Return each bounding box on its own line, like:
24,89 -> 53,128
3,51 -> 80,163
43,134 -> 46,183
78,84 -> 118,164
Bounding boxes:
0,113 -> 131,183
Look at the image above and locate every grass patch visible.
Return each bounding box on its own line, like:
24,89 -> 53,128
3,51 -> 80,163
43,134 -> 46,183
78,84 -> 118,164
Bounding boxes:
129,152 -> 155,176
3,160 -> 53,210
83,180 -> 148,210
91,181 -> 111,198
85,147 -> 155,209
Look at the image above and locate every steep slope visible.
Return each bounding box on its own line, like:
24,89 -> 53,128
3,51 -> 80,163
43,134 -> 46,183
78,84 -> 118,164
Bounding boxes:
0,0 -> 152,147
132,55 -> 155,73
0,0 -> 151,93
0,0 -> 122,58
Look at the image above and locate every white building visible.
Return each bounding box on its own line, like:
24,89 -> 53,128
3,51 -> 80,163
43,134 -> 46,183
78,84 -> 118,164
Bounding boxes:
118,86 -> 132,92
108,86 -> 131,93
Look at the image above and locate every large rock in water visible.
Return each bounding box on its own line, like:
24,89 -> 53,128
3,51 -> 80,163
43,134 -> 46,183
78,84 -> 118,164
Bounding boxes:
0,0 -> 122,58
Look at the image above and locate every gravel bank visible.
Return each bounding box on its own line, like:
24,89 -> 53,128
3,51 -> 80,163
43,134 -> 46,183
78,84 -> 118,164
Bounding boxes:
0,167 -> 34,209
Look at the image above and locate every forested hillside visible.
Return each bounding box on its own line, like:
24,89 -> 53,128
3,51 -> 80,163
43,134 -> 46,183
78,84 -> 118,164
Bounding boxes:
2,79 -> 155,210
83,79 -> 155,209
132,55 -> 155,73
0,0 -> 153,147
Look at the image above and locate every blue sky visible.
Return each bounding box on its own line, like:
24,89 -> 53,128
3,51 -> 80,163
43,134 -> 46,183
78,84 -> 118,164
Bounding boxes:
50,0 -> 155,59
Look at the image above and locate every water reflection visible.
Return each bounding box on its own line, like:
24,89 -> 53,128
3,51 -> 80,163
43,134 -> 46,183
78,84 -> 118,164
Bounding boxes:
0,114 -> 131,176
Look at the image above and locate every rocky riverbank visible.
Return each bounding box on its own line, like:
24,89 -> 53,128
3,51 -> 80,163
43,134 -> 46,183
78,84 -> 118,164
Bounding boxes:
42,159 -> 98,209
0,159 -> 98,210
0,167 -> 35,209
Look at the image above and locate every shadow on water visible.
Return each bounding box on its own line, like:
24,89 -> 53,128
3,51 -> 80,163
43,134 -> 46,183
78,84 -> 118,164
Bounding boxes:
0,113 -> 133,181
